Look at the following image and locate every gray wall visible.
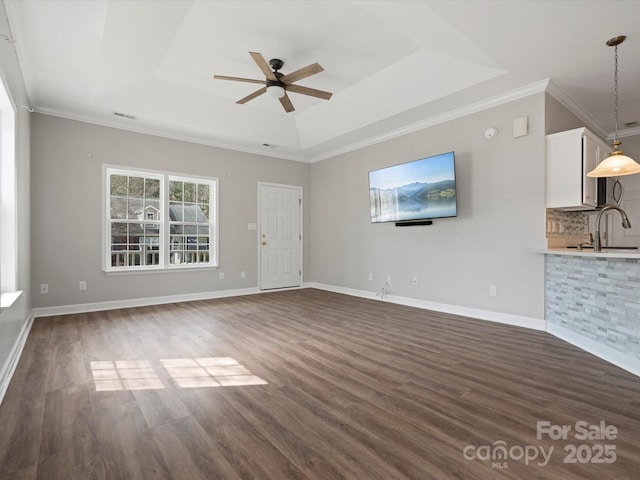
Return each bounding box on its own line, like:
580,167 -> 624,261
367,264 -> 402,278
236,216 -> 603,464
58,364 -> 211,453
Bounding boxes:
619,134 -> 640,160
545,93 -> 589,135
30,114 -> 310,308
309,93 -> 546,320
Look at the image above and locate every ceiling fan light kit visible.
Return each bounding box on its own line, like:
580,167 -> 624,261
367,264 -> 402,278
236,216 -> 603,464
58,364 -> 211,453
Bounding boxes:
267,84 -> 286,98
214,52 -> 333,113
587,35 -> 640,178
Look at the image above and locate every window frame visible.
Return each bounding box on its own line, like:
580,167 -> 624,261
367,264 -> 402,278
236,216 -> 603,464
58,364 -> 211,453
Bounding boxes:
102,165 -> 218,273
0,76 -> 16,294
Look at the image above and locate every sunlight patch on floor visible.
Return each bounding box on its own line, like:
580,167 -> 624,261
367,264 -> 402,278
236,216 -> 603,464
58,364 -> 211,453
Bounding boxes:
90,357 -> 267,391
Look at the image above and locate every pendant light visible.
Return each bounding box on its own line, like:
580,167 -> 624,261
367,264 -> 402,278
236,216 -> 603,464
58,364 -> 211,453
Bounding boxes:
587,35 -> 640,178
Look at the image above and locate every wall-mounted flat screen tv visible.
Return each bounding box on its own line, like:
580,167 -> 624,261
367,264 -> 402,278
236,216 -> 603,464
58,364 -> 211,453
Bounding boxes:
369,151 -> 457,224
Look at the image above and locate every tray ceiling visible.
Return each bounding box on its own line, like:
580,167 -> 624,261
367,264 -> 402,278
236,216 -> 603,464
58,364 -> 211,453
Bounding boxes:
5,0 -> 640,162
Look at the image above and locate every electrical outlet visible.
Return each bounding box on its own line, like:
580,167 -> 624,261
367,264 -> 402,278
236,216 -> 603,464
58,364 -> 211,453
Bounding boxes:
412,276 -> 418,286
40,283 -> 48,294
489,285 -> 497,296
219,272 -> 225,280
241,271 -> 246,279
79,281 -> 87,291
368,273 -> 373,281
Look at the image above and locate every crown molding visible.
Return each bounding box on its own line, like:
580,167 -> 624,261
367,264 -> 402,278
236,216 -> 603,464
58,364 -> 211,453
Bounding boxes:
545,80 -> 609,139
546,81 -> 640,140
308,79 -> 551,163
607,125 -> 640,140
32,106 -> 306,163
33,78 -> 612,165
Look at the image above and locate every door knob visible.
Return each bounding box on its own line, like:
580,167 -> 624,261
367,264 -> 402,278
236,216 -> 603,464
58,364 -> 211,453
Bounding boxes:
262,241 -> 267,246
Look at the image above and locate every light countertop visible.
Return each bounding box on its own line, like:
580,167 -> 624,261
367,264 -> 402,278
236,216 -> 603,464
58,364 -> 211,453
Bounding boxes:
540,248 -> 640,259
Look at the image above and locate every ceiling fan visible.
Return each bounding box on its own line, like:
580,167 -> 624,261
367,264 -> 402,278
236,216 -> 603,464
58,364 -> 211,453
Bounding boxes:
214,52 -> 332,113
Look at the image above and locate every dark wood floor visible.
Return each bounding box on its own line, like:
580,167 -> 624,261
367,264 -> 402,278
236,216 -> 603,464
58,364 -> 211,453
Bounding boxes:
1,288 -> 639,479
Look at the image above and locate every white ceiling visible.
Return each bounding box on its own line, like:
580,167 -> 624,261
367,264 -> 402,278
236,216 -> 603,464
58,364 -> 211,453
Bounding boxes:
4,0 -> 640,162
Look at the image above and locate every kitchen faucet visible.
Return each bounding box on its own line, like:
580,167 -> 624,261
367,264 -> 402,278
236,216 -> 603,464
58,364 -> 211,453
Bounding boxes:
594,205 -> 632,251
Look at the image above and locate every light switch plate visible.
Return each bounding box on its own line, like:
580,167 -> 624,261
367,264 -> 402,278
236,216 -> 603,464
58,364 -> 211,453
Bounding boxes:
513,116 -> 528,138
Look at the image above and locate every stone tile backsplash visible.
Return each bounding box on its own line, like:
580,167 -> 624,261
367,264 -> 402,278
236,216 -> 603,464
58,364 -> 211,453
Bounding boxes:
546,254 -> 640,360
546,209 -> 589,237
546,209 -> 590,247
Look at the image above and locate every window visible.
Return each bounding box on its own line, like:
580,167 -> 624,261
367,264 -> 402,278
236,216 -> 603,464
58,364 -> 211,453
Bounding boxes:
168,177 -> 212,266
104,166 -> 218,272
0,77 -> 16,294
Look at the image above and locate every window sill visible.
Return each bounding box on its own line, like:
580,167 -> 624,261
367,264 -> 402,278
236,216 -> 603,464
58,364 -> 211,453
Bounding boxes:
1,291 -> 23,318
104,264 -> 219,276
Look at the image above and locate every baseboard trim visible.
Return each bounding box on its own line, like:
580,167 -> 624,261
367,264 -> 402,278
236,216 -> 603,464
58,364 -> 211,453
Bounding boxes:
20,283 -> 640,387
547,323 -> 640,378
31,284 -> 323,318
31,282 -> 545,331
0,311 -> 34,407
32,287 -> 263,318
307,282 -> 546,331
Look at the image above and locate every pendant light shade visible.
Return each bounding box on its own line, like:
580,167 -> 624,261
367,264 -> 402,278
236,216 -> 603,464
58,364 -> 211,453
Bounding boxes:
587,35 -> 640,178
587,150 -> 640,177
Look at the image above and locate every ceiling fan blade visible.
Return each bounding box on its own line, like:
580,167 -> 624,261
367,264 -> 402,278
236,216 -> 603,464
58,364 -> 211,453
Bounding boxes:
237,87 -> 267,104
280,63 -> 323,85
286,84 -> 332,100
213,75 -> 265,85
249,52 -> 277,81
279,94 -> 295,113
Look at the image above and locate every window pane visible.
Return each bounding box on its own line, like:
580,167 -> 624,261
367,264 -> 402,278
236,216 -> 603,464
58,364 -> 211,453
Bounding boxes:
128,198 -> 144,220
144,199 -> 160,221
169,181 -> 183,201
128,224 -> 143,247
184,204 -> 197,222
198,225 -> 209,236
110,196 -> 127,219
197,184 -> 209,203
110,175 -> 128,196
145,178 -> 160,199
198,237 -> 209,250
199,204 -> 209,221
145,224 -> 158,234
129,176 -> 144,198
111,222 -> 128,245
169,202 -> 183,221
184,182 -> 195,203
146,250 -> 160,265
170,235 -> 184,250
145,224 -> 160,238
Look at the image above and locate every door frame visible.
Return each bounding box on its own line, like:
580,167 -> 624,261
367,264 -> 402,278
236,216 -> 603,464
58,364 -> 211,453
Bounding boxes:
257,182 -> 303,290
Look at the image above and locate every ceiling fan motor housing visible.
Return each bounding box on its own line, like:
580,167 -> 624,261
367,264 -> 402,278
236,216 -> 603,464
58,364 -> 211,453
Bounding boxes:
268,59 -> 285,89
266,76 -> 285,89
269,58 -> 284,71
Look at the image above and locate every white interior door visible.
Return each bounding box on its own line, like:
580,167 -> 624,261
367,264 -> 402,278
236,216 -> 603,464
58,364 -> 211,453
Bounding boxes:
259,184 -> 302,290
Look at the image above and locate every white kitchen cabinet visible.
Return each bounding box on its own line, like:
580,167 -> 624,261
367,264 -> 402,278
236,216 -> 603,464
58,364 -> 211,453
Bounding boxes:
547,127 -> 610,210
